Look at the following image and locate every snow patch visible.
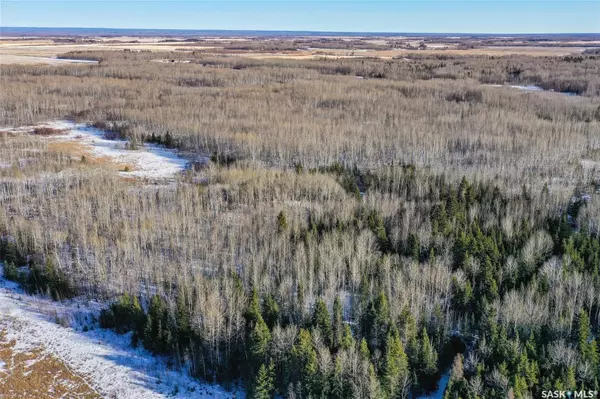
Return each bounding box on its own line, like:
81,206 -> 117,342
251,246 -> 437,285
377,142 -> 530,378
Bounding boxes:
0,262 -> 243,398
416,371 -> 451,399
486,84 -> 578,96
1,120 -> 191,180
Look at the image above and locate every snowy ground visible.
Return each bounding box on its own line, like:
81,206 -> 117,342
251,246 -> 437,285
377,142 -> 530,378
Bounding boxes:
486,84 -> 578,96
0,55 -> 99,65
1,120 -> 190,180
415,372 -> 450,399
0,263 -> 244,398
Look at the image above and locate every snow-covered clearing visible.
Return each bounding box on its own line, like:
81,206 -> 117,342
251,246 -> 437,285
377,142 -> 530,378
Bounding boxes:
0,263 -> 243,398
1,120 -> 190,180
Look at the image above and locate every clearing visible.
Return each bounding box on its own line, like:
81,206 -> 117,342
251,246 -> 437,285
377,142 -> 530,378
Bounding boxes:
1,121 -> 191,180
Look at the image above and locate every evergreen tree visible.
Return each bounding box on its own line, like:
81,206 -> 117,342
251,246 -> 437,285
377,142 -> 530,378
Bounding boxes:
359,338 -> 371,360
332,296 -> 344,350
164,131 -> 174,148
361,291 -> 391,352
331,356 -> 345,399
399,306 -> 419,367
263,294 -> 280,329
131,295 -> 145,345
252,361 -> 275,399
419,327 -> 438,376
3,261 -> 18,281
249,315 -> 272,363
291,329 -> 318,397
340,324 -> 355,351
176,290 -> 191,346
563,367 -> 576,390
417,327 -> 438,391
406,232 -> 420,261
246,288 -> 262,330
575,309 -> 591,355
368,209 -> 389,252
312,298 -> 332,347
384,326 -> 409,397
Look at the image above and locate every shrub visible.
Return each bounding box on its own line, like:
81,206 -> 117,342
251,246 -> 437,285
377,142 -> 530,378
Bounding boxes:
33,127 -> 65,136
24,258 -> 75,300
3,261 -> 19,281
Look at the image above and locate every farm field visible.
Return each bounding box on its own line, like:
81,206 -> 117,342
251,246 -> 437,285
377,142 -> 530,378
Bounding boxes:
1,34 -> 595,65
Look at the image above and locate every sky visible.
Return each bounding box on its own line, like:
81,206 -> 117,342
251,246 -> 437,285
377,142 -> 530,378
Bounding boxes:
1,0 -> 599,34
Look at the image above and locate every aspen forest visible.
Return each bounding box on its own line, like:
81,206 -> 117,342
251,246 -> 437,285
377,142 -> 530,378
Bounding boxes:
1,45 -> 600,398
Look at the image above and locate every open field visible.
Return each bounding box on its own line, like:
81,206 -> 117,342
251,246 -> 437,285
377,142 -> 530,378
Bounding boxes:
1,32 -> 600,398
1,34 -> 597,65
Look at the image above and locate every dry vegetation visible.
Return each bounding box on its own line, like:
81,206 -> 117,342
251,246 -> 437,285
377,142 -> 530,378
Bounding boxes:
1,42 -> 600,397
0,328 -> 101,399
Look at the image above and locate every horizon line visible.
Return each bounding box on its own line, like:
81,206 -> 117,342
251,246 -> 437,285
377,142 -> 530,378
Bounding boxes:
2,26 -> 600,37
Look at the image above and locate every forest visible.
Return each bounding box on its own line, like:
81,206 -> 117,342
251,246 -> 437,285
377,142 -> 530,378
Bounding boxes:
1,48 -> 600,398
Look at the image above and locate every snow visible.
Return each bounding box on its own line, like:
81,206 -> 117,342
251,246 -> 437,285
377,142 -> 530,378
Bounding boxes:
50,121 -> 189,179
486,84 -> 578,96
509,84 -> 544,92
0,262 -> 244,398
1,120 -> 190,180
416,371 -> 451,399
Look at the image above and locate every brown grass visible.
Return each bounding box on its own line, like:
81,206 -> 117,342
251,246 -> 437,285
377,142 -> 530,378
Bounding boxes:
47,141 -> 136,172
0,330 -> 100,399
0,36 -> 589,65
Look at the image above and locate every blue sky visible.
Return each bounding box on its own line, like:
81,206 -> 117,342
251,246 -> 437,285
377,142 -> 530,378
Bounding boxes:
1,1 -> 598,34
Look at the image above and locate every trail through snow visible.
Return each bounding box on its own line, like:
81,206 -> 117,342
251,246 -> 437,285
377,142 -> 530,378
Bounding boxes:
0,263 -> 243,398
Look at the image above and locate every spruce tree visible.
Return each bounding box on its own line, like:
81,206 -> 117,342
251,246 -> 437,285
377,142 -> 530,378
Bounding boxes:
291,329 -> 318,396
246,288 -> 262,332
418,327 -> 438,390
263,294 -> 280,329
330,356 -> 345,399
384,326 -> 409,397
176,290 -> 191,346
249,315 -> 271,363
359,338 -> 371,360
576,309 -> 591,355
312,298 -> 332,347
332,296 -> 344,350
340,324 -> 355,351
252,361 -> 275,399
406,233 -> 420,261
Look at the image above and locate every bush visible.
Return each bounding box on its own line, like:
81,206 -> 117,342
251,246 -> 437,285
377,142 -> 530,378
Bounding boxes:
99,293 -> 145,334
3,261 -> 19,281
33,127 -> 66,136
445,89 -> 483,103
24,258 -> 75,300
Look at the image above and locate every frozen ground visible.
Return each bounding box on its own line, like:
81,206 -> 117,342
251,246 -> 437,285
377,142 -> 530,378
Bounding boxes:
1,120 -> 190,180
0,263 -> 244,398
